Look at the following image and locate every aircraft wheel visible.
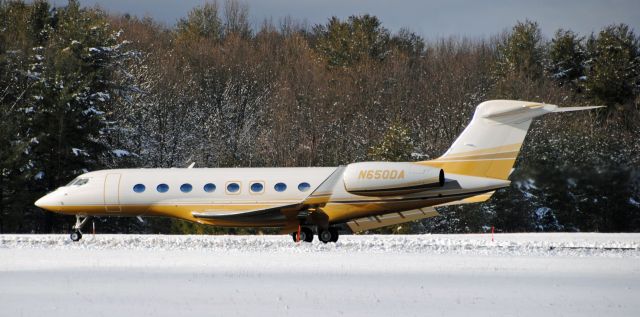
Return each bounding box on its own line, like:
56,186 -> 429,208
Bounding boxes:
291,227 -> 314,243
70,230 -> 82,242
329,227 -> 339,242
318,229 -> 333,244
301,227 -> 314,242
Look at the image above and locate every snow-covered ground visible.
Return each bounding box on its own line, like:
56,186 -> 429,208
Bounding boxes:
1,233 -> 639,316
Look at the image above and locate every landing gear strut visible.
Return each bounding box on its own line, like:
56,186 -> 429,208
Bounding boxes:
70,215 -> 91,242
291,226 -> 314,243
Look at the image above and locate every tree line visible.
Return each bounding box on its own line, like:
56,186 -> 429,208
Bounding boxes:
1,0 -> 638,234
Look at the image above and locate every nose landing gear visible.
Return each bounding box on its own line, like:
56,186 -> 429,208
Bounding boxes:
69,215 -> 91,242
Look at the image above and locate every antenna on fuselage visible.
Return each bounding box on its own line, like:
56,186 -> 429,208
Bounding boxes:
187,162 -> 195,169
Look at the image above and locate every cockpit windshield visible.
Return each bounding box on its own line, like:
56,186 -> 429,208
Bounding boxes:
66,178 -> 89,186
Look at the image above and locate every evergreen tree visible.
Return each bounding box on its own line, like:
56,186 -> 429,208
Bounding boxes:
548,29 -> 585,90
368,121 -> 413,162
390,28 -> 425,58
0,0 -> 137,232
583,24 -> 639,126
494,20 -> 545,81
492,20 -> 551,100
313,14 -> 390,67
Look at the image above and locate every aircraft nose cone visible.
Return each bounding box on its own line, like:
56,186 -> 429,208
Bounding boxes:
35,194 -> 54,211
34,197 -> 45,208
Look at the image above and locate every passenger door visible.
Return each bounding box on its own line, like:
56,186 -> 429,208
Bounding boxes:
104,173 -> 122,212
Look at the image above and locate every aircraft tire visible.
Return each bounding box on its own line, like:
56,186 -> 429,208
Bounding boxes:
318,229 -> 332,244
291,227 -> 314,243
70,230 -> 82,242
329,227 -> 339,242
302,227 -> 314,242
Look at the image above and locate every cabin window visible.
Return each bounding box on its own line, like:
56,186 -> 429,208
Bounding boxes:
298,182 -> 311,192
133,184 -> 145,193
250,182 -> 264,193
274,182 -> 287,192
203,183 -> 216,193
180,183 -> 193,193
226,182 -> 240,193
157,183 -> 169,193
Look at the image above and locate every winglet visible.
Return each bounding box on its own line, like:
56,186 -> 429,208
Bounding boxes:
302,166 -> 346,206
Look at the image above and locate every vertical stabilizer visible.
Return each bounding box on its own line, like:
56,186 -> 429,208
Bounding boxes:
420,100 -> 601,179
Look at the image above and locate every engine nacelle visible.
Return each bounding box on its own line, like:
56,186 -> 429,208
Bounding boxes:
343,162 -> 445,196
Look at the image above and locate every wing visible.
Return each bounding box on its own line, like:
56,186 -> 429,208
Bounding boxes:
192,203 -> 300,222
191,166 -> 346,223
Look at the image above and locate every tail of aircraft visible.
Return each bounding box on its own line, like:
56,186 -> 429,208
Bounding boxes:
421,100 -> 601,180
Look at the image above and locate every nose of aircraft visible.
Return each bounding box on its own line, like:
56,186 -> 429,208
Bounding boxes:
34,193 -> 56,211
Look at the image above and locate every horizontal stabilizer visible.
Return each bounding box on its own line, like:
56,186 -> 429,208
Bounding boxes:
346,190 -> 497,232
482,103 -> 604,119
435,191 -> 496,207
551,106 -> 605,112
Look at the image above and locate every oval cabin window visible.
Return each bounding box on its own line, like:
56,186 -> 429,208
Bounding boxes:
227,182 -> 240,193
133,184 -> 145,193
274,182 -> 287,192
203,183 -> 216,193
157,183 -> 169,193
180,183 -> 193,193
298,182 -> 311,192
250,182 -> 264,193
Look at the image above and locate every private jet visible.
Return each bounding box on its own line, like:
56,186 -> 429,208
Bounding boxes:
35,100 -> 600,243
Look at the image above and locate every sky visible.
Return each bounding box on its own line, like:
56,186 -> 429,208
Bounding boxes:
50,0 -> 640,40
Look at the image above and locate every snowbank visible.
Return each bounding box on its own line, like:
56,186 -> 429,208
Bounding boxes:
1,233 -> 638,257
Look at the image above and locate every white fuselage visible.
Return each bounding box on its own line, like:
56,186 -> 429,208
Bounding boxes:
35,165 -> 508,228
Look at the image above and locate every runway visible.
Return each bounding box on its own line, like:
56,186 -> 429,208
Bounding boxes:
1,234 -> 638,316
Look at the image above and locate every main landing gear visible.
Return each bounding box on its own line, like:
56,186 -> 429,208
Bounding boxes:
291,226 -> 339,244
70,215 -> 91,242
